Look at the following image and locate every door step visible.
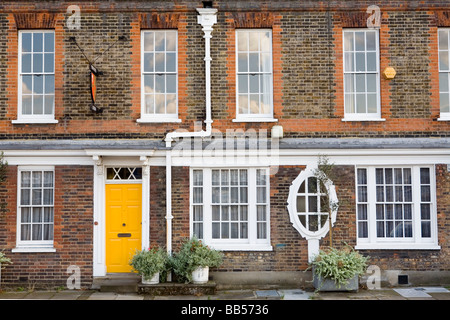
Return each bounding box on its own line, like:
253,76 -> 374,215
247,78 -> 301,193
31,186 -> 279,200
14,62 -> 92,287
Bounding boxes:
92,273 -> 140,293
92,274 -> 217,295
138,282 -> 217,296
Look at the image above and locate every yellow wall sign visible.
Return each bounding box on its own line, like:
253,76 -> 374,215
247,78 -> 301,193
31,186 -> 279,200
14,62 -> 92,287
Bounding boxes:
383,67 -> 396,80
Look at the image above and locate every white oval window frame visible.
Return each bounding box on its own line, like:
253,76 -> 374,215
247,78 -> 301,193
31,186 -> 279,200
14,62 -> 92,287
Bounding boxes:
287,165 -> 338,241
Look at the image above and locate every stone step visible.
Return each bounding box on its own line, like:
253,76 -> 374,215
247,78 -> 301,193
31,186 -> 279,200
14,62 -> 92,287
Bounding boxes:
138,282 -> 217,296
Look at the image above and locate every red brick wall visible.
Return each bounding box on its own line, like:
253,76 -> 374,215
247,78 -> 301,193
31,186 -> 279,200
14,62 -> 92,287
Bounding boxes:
0,165 -> 94,288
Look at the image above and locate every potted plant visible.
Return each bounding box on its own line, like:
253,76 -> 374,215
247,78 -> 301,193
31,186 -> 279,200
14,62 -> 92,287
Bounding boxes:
308,156 -> 369,292
310,246 -> 368,292
0,251 -> 12,288
130,246 -> 167,285
170,237 -> 223,284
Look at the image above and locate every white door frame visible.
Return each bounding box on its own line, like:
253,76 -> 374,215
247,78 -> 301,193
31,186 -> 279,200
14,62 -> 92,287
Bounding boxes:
92,155 -> 151,277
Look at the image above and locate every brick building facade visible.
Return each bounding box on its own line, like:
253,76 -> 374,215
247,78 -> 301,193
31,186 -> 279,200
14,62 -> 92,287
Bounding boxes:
0,0 -> 449,289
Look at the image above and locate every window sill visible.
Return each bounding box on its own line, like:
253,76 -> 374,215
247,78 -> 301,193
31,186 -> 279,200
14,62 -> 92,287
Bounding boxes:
12,247 -> 56,253
232,118 -> 278,123
12,119 -> 59,124
137,118 -> 182,123
341,118 -> 386,122
437,117 -> 450,121
207,243 -> 273,251
355,243 -> 441,250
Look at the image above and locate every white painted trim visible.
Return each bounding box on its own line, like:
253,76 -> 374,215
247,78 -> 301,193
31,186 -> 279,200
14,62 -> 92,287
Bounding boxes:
235,29 -> 274,120
343,28 -> 381,120
189,167 -> 272,251
137,117 -> 182,123
12,119 -> 59,124
17,30 -> 56,122
355,165 -> 440,249
15,166 -> 55,251
232,118 -> 278,123
92,157 -> 151,277
140,30 -> 179,121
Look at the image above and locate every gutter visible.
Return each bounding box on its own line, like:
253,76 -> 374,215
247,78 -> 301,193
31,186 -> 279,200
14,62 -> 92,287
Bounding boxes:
165,8 -> 218,255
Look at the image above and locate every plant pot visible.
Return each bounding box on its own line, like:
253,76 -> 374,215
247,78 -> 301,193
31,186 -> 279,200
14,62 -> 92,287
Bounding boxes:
312,272 -> 359,292
192,266 -> 209,284
142,272 -> 159,285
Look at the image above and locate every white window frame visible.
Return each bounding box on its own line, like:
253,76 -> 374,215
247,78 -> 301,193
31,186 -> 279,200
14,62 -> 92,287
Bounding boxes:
438,28 -> 450,121
355,165 -> 440,250
14,30 -> 58,124
342,28 -> 383,122
137,30 -> 180,123
234,29 -> 276,123
189,167 -> 272,251
287,167 -> 338,241
13,166 -> 56,253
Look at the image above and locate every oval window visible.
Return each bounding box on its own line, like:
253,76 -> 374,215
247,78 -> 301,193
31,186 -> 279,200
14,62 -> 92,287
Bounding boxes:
287,167 -> 338,240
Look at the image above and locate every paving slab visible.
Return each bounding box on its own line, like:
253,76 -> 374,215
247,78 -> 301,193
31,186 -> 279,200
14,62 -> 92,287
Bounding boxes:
277,289 -> 312,300
255,290 -> 280,299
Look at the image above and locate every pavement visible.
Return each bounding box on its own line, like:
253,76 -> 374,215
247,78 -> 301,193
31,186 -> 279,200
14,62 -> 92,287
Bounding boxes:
0,286 -> 449,300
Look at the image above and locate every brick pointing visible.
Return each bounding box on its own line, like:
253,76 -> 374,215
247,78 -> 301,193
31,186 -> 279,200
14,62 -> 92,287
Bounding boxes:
0,1 -> 448,140
0,166 -> 94,289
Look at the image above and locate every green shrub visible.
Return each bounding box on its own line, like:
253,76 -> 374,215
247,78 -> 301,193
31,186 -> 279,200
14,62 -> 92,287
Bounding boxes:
130,246 -> 168,281
311,246 -> 368,288
170,237 -> 223,283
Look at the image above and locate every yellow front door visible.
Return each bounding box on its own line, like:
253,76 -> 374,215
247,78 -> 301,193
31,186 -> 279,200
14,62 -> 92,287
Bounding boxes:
105,183 -> 142,273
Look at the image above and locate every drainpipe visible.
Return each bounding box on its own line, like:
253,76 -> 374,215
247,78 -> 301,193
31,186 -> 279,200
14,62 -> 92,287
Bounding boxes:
164,8 -> 217,257
164,7 -> 217,148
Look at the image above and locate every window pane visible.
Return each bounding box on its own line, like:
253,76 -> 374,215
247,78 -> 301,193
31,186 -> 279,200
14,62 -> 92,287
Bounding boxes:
355,52 -> 365,71
33,33 -> 43,52
357,168 -> 367,184
43,33 -> 54,53
440,93 -> 450,112
155,74 -> 165,93
355,32 -> 365,51
440,51 -> 449,71
308,196 -> 317,212
143,53 -> 154,72
34,75 -> 43,94
45,75 -> 54,94
238,74 -> 248,94
249,74 -> 259,93
155,32 -> 165,51
440,72 -> 449,92
21,171 -> 31,187
344,52 -> 354,72
366,31 -> 376,51
155,52 -> 165,72
166,74 -> 176,93
420,168 -> 430,184
22,33 -> 32,52
238,32 -> 248,51
344,32 -> 354,51
44,53 -> 54,73
238,53 -> 248,72
366,52 -> 377,71
144,32 -> 154,51
22,54 -> 32,73
166,52 -> 176,72
145,95 -> 154,114
249,32 -> 258,51
44,96 -> 54,115
249,53 -> 259,72
260,31 -> 271,52
33,53 -> 43,73
261,52 -> 271,72
166,31 -> 176,51
33,95 -> 43,114
144,75 -> 154,93
439,30 -> 449,50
